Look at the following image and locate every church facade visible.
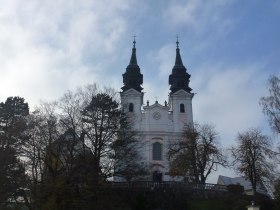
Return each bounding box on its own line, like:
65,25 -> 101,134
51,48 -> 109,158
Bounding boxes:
120,40 -> 194,182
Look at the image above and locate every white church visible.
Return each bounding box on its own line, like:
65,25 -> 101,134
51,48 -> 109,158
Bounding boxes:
120,39 -> 194,182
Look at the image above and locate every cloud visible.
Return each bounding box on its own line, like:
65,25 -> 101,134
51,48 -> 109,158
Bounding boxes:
0,0 -> 134,108
165,0 -> 233,28
192,62 -> 269,146
156,44 -> 174,78
140,43 -> 177,104
144,41 -> 270,149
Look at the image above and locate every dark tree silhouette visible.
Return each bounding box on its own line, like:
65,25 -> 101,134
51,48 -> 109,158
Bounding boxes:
169,123 -> 227,184
231,128 -> 275,194
81,93 -> 121,182
0,97 -> 30,208
111,114 -> 147,181
8,86 -> 146,209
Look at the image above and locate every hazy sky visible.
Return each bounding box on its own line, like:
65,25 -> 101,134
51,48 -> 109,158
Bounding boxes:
0,0 -> 279,181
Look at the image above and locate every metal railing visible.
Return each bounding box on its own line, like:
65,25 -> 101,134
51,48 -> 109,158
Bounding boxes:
111,181 -> 227,191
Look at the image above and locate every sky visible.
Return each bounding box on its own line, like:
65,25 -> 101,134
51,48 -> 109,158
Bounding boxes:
0,0 -> 279,182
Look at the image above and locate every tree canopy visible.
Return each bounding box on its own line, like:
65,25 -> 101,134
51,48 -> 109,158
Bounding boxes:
0,97 -> 30,208
231,128 -> 275,194
168,123 -> 227,184
260,75 -> 280,134
0,86 -> 146,210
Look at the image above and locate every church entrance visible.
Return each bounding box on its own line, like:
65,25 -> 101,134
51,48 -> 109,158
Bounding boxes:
152,171 -> 162,182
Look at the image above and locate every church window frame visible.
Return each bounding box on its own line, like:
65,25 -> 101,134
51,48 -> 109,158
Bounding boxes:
180,103 -> 185,113
128,103 -> 134,112
152,142 -> 162,160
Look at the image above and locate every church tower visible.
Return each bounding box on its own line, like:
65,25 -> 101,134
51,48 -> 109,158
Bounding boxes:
120,39 -> 194,182
168,39 -> 194,131
120,39 -> 143,131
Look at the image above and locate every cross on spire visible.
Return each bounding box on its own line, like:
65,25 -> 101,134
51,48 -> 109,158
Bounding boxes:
176,35 -> 179,49
133,35 -> 136,48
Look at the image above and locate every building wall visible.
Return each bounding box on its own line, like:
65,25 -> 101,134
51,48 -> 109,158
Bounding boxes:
121,88 -> 194,181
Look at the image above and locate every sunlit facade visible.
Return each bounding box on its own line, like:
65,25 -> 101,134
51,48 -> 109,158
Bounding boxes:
120,39 -> 194,181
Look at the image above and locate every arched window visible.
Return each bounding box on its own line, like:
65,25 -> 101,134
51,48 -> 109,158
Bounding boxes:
180,103 -> 185,113
152,142 -> 162,160
128,103 -> 134,112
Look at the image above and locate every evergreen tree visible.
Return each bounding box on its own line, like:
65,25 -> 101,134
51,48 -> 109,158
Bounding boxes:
0,97 -> 29,208
111,113 -> 147,181
81,93 -> 121,182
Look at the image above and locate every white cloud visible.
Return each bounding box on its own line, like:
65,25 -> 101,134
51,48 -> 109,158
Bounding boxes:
0,0 -> 134,108
164,0 -> 235,38
192,62 -> 269,147
156,44 -> 174,78
141,44 -> 176,105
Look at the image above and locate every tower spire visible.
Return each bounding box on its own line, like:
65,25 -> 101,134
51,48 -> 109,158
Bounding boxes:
175,36 -> 184,66
168,38 -> 192,94
121,37 -> 143,93
129,36 -> 138,65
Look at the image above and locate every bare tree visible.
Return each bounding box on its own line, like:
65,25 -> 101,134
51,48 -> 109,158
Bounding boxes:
231,128 -> 276,194
58,86 -> 146,182
260,75 -> 280,134
21,85 -> 145,209
58,84 -> 99,135
169,123 -> 227,184
22,102 -> 60,210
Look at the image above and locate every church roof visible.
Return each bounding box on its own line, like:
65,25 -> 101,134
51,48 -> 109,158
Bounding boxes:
218,175 -> 252,191
217,175 -> 268,195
